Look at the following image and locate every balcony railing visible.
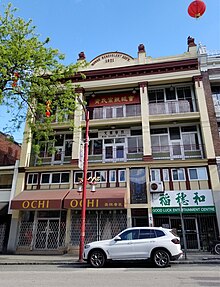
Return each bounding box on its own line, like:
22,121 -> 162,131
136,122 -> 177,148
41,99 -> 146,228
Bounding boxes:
29,151 -> 71,166
88,146 -> 143,163
152,144 -> 204,160
149,100 -> 196,116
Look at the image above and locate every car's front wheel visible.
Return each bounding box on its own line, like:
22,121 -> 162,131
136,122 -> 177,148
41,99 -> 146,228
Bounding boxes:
89,249 -> 106,268
152,249 -> 170,268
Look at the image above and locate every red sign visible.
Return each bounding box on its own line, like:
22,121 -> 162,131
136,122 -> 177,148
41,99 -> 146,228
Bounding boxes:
89,93 -> 140,107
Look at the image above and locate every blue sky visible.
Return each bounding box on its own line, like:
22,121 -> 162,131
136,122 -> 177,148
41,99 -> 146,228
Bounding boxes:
0,0 -> 220,142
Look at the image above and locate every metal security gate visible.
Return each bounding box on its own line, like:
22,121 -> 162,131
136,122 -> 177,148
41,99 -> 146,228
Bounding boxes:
0,224 -> 6,253
34,219 -> 60,250
70,210 -> 127,247
154,214 -> 218,251
17,211 -> 66,252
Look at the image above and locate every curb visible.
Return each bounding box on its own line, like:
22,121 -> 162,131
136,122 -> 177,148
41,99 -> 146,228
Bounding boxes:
0,260 -> 220,266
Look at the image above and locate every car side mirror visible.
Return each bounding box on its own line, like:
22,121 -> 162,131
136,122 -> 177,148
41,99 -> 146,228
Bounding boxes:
114,236 -> 121,241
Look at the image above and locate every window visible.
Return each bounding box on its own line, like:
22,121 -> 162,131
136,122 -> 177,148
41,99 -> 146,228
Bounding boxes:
27,173 -> 38,184
93,107 -> 103,119
41,172 -> 70,184
74,171 -> 92,183
171,169 -> 185,181
41,173 -> 50,184
119,170 -> 126,182
126,104 -> 141,116
162,169 -> 169,181
155,230 -> 165,237
120,229 -> 139,240
95,171 -> 107,183
109,170 -> 116,182
139,229 -> 156,239
128,137 -> 143,153
150,169 -> 161,181
89,139 -> 103,155
148,89 -> 164,103
188,167 -> 208,180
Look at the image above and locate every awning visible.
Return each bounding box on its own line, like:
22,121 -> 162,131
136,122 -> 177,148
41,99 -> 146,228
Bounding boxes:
10,190 -> 70,210
63,188 -> 126,209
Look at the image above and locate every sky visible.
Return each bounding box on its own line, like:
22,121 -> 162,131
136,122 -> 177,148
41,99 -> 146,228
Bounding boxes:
0,0 -> 220,143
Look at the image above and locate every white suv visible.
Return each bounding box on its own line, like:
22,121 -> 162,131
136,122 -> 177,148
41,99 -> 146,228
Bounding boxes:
83,227 -> 183,268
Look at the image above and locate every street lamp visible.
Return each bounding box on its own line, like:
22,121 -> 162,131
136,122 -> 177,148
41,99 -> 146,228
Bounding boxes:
77,97 -> 90,262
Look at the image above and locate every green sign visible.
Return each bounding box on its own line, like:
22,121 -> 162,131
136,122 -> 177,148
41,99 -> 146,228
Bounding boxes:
152,206 -> 216,214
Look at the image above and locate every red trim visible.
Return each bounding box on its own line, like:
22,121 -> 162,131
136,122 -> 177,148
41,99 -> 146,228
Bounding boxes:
69,59 -> 198,83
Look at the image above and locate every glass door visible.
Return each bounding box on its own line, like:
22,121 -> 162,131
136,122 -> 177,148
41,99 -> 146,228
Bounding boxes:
103,138 -> 126,162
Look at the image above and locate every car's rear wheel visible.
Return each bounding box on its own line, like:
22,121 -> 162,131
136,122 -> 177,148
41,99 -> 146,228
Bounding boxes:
89,249 -> 106,268
214,243 -> 220,255
152,249 -> 170,268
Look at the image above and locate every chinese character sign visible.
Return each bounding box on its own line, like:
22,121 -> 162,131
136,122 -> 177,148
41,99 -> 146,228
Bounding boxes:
152,190 -> 214,208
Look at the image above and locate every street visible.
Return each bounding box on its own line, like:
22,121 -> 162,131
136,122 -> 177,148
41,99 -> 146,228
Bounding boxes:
0,264 -> 219,287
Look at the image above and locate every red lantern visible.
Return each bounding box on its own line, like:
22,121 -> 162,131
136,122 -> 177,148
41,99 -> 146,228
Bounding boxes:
45,111 -> 51,117
45,100 -> 51,117
188,0 -> 206,18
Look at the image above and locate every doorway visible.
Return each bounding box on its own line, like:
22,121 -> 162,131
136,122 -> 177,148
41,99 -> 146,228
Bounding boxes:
34,219 -> 60,250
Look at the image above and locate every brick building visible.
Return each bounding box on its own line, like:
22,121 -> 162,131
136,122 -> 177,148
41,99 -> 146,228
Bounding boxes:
0,132 -> 20,253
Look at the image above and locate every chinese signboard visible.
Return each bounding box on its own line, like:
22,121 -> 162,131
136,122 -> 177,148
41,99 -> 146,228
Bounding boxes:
64,198 -> 124,209
152,190 -> 215,214
89,94 -> 140,107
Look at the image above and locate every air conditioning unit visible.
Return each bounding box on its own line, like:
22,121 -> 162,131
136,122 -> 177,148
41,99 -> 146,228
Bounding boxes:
150,181 -> 164,193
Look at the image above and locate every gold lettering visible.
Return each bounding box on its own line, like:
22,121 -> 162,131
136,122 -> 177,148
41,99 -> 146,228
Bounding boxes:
96,199 -> 99,207
121,96 -> 128,102
38,201 -> 45,209
107,97 -> 114,103
70,199 -> 79,208
101,98 -> 108,104
46,201 -> 49,208
94,99 -> 100,105
30,201 -> 37,209
87,199 -> 94,208
114,97 -> 120,103
22,201 -> 30,209
128,95 -> 135,102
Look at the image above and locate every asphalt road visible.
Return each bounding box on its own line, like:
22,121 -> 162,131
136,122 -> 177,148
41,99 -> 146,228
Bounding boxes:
0,264 -> 219,287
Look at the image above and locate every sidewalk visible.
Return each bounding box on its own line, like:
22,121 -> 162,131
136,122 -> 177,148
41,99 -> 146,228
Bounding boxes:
0,252 -> 220,265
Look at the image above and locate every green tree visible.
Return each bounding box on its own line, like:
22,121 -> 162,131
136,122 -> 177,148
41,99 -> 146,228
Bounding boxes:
0,3 -> 86,148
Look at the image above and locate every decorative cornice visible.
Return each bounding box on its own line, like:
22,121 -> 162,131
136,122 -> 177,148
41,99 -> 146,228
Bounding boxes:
69,59 -> 198,83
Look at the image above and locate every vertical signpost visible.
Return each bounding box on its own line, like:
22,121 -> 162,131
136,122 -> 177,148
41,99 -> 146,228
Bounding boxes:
179,203 -> 187,260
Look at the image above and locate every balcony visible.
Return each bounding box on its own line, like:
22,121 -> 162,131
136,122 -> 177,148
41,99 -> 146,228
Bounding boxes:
88,146 -> 143,163
149,100 -> 196,116
152,144 -> 204,160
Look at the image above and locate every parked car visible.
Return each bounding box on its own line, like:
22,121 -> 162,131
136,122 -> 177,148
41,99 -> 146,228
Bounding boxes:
83,227 -> 183,268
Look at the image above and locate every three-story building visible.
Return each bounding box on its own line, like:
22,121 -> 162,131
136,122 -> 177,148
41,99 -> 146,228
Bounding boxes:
8,37 -> 219,254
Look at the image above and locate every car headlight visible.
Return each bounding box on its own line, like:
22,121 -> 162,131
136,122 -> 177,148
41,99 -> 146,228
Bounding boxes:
85,244 -> 90,249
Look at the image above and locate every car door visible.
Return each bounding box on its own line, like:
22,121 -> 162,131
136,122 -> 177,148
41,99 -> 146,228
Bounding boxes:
107,229 -> 139,260
131,229 -> 157,259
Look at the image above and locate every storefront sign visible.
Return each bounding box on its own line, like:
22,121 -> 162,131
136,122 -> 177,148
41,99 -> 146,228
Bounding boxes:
11,199 -> 62,210
65,198 -> 124,209
152,206 -> 215,214
151,189 -> 215,214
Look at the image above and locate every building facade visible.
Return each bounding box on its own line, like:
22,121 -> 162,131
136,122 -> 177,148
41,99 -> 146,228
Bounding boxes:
0,132 -> 20,253
8,37 -> 220,254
